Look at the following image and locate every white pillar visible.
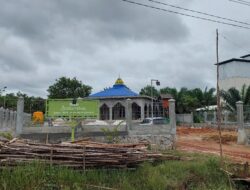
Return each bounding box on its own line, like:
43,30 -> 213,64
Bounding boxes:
0,107 -> 3,129
237,101 -> 246,144
109,107 -> 113,121
237,101 -> 244,129
213,111 -> 217,124
126,99 -> 132,130
204,112 -> 207,123
140,105 -> 145,120
169,99 -> 176,135
16,97 -> 24,135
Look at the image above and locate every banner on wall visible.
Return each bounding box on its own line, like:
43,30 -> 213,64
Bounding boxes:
46,99 -> 99,119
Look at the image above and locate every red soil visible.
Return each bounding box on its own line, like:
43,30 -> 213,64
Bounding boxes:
177,127 -> 250,162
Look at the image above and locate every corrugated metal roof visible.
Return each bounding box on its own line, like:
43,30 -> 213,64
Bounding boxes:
215,58 -> 250,65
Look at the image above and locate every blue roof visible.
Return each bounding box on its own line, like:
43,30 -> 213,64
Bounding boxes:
89,78 -> 139,98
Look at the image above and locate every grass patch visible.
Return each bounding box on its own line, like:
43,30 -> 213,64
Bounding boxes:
0,152 -> 235,190
0,132 -> 13,140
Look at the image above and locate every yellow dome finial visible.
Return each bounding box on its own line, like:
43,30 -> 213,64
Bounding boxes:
115,77 -> 124,85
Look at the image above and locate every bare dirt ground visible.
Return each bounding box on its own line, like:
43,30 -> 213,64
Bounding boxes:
177,127 -> 250,162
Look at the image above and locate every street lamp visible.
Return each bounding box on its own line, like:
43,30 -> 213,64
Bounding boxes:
1,86 -> 7,108
72,87 -> 82,104
150,79 -> 160,119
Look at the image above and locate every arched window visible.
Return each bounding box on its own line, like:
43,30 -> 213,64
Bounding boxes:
100,104 -> 109,120
132,103 -> 141,120
112,103 -> 125,120
144,104 -> 148,118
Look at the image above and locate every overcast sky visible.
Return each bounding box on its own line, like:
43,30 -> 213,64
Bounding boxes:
0,0 -> 250,97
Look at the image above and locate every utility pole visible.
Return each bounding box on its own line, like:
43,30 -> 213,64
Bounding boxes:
151,80 -> 153,119
216,29 -> 223,162
1,86 -> 7,108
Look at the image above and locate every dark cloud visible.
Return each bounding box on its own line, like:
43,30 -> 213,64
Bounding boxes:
0,35 -> 36,72
0,0 -> 249,97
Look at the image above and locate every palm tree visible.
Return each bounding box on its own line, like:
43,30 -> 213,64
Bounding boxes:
202,87 -> 216,109
220,84 -> 250,112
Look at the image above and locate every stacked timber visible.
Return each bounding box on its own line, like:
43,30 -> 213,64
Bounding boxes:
0,139 -> 164,169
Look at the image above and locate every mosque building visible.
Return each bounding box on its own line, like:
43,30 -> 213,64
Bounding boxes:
88,78 -> 156,120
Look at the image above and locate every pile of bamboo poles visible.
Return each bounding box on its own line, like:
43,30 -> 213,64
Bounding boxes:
0,139 -> 164,169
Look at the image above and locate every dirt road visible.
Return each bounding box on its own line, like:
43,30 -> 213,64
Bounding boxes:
177,127 -> 250,162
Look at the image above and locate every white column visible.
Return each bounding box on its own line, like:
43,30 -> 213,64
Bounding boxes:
169,99 -> 176,135
0,107 -> 3,129
16,97 -> 24,135
109,107 -> 112,121
237,101 -> 246,145
140,105 -> 145,120
125,99 -> 132,130
237,101 -> 244,129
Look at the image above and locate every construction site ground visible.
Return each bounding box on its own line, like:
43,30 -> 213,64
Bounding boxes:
177,126 -> 250,163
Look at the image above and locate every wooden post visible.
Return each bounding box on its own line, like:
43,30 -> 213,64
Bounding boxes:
83,146 -> 86,172
46,133 -> 49,144
50,148 -> 53,167
71,127 -> 75,142
216,29 -> 223,162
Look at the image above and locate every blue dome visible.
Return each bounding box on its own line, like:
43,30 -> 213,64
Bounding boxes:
89,78 -> 138,98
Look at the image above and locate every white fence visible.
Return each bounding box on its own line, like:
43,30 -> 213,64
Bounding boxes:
176,114 -> 193,124
0,107 -> 32,131
0,107 -> 17,130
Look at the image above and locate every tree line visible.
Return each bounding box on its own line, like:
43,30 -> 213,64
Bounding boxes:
0,92 -> 45,113
0,77 -> 92,113
139,85 -> 217,114
1,76 -> 249,114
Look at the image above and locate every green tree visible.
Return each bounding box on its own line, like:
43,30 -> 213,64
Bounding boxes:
17,92 -> 45,113
160,87 -> 178,98
139,85 -> 159,97
0,92 -> 45,113
47,77 -> 92,99
220,84 -> 250,111
202,87 -> 216,109
160,87 -> 216,113
0,93 -> 18,110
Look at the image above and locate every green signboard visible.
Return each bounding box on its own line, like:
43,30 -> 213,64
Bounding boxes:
46,99 -> 99,119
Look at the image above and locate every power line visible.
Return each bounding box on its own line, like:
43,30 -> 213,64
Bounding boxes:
220,33 -> 249,54
229,0 -> 250,6
237,0 -> 250,4
146,0 -> 250,26
230,0 -> 250,6
121,0 -> 250,30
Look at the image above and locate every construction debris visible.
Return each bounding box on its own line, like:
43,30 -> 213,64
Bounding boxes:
0,138 -> 172,169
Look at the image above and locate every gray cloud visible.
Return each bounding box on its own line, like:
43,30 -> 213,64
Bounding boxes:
0,0 -> 249,97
